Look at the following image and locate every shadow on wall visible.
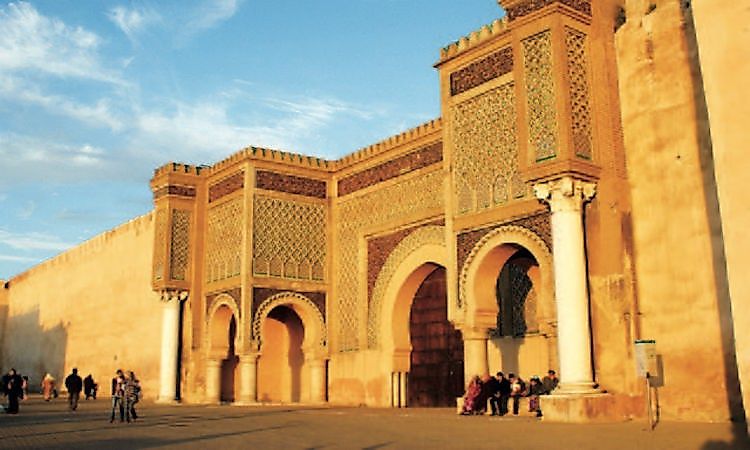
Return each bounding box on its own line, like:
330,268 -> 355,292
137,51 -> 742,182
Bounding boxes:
1,307 -> 68,392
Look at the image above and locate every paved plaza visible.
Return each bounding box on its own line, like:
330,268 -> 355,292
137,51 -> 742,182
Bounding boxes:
0,396 -> 746,450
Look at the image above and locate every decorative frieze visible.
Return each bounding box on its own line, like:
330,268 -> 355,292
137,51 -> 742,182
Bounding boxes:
505,0 -> 592,21
206,288 -> 241,316
456,212 -> 552,274
252,287 -> 326,321
255,170 -> 327,199
450,47 -> 514,96
153,185 -> 196,200
337,142 -> 443,196
208,171 -> 244,203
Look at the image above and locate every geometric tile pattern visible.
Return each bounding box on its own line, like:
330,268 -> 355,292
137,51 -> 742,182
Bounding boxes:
205,198 -> 243,283
523,30 -> 558,162
252,195 -> 326,281
565,27 -> 593,160
169,209 -> 191,281
452,82 -> 524,216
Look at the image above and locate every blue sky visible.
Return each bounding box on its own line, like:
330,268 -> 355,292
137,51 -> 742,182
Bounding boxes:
0,0 -> 504,279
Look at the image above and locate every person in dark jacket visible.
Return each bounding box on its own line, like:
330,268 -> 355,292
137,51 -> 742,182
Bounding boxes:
64,368 -> 83,411
5,369 -> 23,414
83,374 -> 98,400
486,372 -> 503,415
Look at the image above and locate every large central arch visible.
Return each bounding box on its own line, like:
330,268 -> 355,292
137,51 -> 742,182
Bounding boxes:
373,225 -> 463,407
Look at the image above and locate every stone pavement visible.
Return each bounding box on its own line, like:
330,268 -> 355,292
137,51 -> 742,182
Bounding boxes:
0,396 -> 747,450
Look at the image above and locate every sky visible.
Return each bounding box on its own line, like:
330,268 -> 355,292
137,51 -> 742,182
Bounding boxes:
0,0 -> 505,279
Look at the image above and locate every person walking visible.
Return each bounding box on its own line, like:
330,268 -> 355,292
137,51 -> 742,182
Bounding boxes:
64,368 -> 83,411
83,374 -> 98,400
5,369 -> 23,414
41,373 -> 56,401
110,369 -> 125,423
124,371 -> 141,423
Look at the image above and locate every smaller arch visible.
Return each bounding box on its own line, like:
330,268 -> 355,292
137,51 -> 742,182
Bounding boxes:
206,294 -> 241,355
458,225 -> 554,331
252,292 -> 326,351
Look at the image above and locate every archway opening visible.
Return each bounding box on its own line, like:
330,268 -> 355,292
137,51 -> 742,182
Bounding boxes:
407,267 -> 464,407
209,304 -> 239,403
257,305 -> 305,403
490,246 -> 549,378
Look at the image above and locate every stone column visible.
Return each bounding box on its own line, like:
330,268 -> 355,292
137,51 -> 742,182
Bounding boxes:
462,327 -> 489,385
205,357 -> 222,404
399,372 -> 408,408
157,290 -> 187,403
237,353 -> 258,404
308,359 -> 327,404
534,176 -> 598,393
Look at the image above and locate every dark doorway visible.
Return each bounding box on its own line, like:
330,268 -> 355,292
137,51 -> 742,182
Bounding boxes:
220,315 -> 238,402
408,267 -> 464,407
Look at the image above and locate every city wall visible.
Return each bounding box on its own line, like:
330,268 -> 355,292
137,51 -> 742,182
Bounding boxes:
0,213 -> 162,398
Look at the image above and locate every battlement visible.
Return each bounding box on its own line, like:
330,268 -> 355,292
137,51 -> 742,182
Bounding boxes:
209,146 -> 334,174
334,118 -> 442,170
153,162 -> 208,178
439,18 -> 509,63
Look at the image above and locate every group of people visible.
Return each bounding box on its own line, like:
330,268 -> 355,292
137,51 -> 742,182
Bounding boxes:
2,367 -> 139,421
110,369 -> 141,423
461,369 -> 559,417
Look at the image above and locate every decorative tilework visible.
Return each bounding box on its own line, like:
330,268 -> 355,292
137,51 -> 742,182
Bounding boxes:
205,198 -> 243,283
506,0 -> 592,21
208,171 -> 244,203
252,195 -> 326,281
523,30 -> 558,162
153,208 -> 167,282
336,171 -> 444,352
450,47 -> 514,96
169,209 -> 191,281
255,170 -> 327,199
452,82 -> 523,216
337,143 -> 443,196
565,27 -> 593,159
153,185 -> 196,200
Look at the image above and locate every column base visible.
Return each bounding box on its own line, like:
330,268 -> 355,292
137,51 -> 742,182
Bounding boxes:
556,381 -> 601,395
155,397 -> 180,405
540,392 -> 622,423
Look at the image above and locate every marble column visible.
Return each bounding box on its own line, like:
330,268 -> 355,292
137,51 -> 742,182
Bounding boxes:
157,290 -> 187,403
534,176 -> 598,393
237,353 -> 259,404
462,327 -> 489,385
205,357 -> 222,404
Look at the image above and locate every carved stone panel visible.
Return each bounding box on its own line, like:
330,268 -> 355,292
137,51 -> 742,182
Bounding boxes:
565,27 -> 593,159
169,209 -> 191,281
452,82 -> 524,216
252,195 -> 326,281
523,30 -> 558,162
205,198 -> 243,283
450,47 -> 514,96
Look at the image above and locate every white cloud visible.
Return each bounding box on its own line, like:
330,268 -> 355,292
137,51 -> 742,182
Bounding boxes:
0,2 -> 122,84
0,229 -> 73,252
0,133 -> 113,185
182,0 -> 242,37
107,5 -> 160,43
0,75 -> 124,131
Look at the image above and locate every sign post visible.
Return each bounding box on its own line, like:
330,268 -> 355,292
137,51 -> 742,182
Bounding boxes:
634,339 -> 657,429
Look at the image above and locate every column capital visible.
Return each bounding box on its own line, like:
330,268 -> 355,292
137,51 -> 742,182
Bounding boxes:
534,176 -> 596,213
160,289 -> 188,303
